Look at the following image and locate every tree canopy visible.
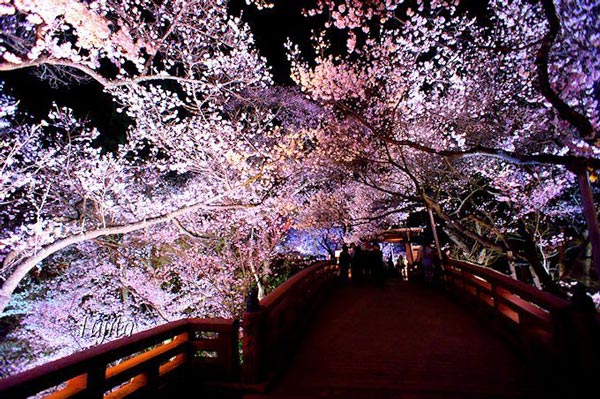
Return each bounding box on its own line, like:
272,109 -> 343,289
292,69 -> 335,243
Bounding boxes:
0,0 -> 598,376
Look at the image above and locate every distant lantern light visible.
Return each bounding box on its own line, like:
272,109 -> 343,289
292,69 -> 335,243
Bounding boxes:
334,249 -> 342,261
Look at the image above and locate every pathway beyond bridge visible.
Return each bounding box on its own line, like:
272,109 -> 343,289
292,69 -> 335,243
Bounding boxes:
246,278 -> 555,399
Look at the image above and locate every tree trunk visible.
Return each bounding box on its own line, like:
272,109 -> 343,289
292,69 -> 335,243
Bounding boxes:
557,232 -> 566,279
427,206 -> 444,267
507,251 -> 517,279
528,265 -> 543,290
576,170 -> 600,281
516,224 -> 563,296
583,243 -> 592,287
443,228 -> 471,257
248,228 -> 266,300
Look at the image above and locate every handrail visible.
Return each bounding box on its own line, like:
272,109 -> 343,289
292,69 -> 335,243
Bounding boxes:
444,259 -> 570,341
241,260 -> 338,385
446,259 -> 569,309
444,258 -> 599,379
0,260 -> 339,397
0,318 -> 238,399
261,260 -> 336,309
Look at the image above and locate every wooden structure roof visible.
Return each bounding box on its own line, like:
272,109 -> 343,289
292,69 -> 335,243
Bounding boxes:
375,227 -> 425,243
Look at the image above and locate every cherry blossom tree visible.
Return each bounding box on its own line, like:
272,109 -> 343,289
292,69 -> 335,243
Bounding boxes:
0,0 -> 299,315
2,230 -> 242,374
1,176 -> 304,376
0,0 -> 326,364
289,0 -> 599,288
0,0 -> 326,363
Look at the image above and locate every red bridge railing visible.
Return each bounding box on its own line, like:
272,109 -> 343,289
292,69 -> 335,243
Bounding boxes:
0,260 -> 338,397
0,318 -> 239,399
241,260 -> 338,387
444,258 -> 599,385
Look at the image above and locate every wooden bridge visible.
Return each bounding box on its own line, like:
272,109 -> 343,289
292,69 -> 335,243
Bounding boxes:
1,260 -> 598,399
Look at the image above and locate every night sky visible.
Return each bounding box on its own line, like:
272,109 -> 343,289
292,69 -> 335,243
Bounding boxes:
2,69 -> 129,151
229,0 -> 319,85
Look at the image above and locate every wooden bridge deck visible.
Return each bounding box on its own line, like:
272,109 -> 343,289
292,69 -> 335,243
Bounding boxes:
245,278 -> 553,399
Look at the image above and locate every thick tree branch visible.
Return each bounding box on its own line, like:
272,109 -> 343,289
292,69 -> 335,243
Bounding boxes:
536,0 -> 596,141
333,99 -> 598,170
0,59 -> 113,87
423,195 -> 508,256
0,58 -> 240,91
0,182 -> 259,315
386,138 -> 600,170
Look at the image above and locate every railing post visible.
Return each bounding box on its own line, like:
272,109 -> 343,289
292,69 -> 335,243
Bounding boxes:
86,365 -> 106,399
241,308 -> 266,384
145,363 -> 160,399
221,319 -> 240,379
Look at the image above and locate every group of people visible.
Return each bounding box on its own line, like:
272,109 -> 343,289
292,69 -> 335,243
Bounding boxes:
338,241 -> 440,285
338,242 -> 392,286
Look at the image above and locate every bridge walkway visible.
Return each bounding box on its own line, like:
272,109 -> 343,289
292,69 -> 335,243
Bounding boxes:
246,278 -> 552,399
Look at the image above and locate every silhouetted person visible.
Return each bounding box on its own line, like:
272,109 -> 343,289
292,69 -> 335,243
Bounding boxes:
386,255 -> 396,277
397,254 -> 408,281
338,244 -> 351,283
362,243 -> 373,281
421,243 -> 436,284
351,245 -> 363,283
571,282 -> 596,312
245,286 -> 261,312
372,244 -> 385,287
